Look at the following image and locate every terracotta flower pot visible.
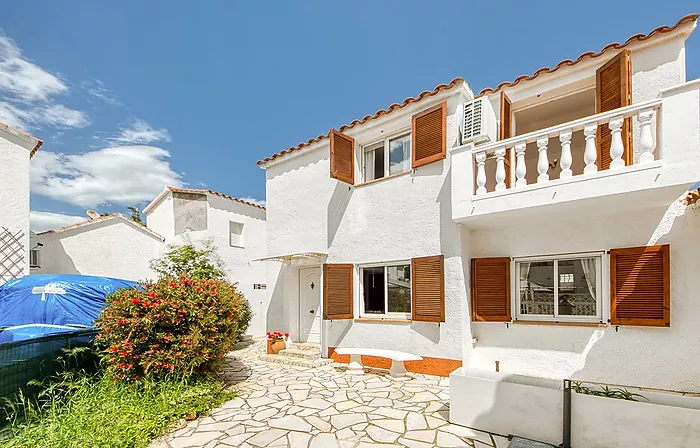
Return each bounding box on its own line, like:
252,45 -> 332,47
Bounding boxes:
267,339 -> 286,354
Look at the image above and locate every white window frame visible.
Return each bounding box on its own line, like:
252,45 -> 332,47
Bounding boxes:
358,260 -> 412,319
30,249 -> 41,268
229,221 -> 244,248
361,129 -> 411,183
514,252 -> 604,324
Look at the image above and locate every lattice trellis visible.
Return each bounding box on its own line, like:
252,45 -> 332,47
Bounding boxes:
0,227 -> 26,284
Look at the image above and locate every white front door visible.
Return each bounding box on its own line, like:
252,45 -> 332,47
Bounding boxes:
299,266 -> 321,343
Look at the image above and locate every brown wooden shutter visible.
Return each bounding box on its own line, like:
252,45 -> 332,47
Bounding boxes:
329,130 -> 354,184
471,257 -> 511,322
411,255 -> 445,322
412,101 -> 446,169
323,264 -> 353,320
500,92 -> 513,188
596,49 -> 632,170
610,245 -> 670,327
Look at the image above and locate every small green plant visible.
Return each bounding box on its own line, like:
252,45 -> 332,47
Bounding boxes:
572,381 -> 646,401
150,239 -> 226,280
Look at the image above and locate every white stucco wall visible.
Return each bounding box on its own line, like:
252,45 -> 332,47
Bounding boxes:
146,195 -> 175,240
0,132 -> 33,284
36,219 -> 163,282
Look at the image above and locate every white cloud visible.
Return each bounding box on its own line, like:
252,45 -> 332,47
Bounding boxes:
239,197 -> 266,207
0,33 -> 88,131
31,145 -> 182,208
30,211 -> 85,232
82,79 -> 122,106
109,119 -> 171,145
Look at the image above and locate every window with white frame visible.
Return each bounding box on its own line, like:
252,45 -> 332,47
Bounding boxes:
362,132 -> 411,182
515,253 -> 602,322
359,263 -> 411,318
30,249 -> 41,268
229,221 -> 244,247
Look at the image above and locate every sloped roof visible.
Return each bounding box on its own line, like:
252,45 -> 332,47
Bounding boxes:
0,121 -> 43,157
142,186 -> 266,215
477,13 -> 699,97
37,213 -> 165,241
257,77 -> 465,166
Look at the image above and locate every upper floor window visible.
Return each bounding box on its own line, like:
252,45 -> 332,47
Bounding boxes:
362,133 -> 411,182
229,221 -> 244,247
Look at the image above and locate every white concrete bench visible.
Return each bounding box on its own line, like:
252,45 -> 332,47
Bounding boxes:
334,348 -> 423,378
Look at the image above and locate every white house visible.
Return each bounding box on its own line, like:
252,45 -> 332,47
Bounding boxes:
0,122 -> 42,285
257,11 -> 700,392
144,186 -> 273,337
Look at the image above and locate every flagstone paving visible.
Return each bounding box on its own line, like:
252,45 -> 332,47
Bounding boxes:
152,340 -> 509,448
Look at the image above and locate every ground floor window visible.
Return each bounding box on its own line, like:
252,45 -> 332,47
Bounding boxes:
515,253 -> 602,323
359,263 -> 411,318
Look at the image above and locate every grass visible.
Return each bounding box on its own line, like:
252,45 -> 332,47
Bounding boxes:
2,367 -> 234,448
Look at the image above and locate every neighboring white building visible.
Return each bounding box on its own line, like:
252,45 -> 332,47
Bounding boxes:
34,213 -> 164,282
144,186 -> 273,337
257,12 -> 700,392
0,122 -> 42,285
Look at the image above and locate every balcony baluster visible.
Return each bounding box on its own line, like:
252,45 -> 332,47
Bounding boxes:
583,124 -> 598,173
638,109 -> 656,164
475,150 -> 487,195
536,137 -> 549,183
515,143 -> 527,187
495,147 -> 507,191
609,116 -> 626,170
559,131 -> 573,178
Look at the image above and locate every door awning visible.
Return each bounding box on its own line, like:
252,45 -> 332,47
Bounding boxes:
253,252 -> 327,263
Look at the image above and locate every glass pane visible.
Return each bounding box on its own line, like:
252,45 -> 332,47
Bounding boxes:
363,267 -> 385,314
387,265 -> 411,313
558,258 -> 597,316
519,261 -> 555,315
364,145 -> 385,181
389,134 -> 411,175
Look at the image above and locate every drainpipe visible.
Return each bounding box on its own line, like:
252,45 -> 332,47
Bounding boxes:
562,379 -> 571,448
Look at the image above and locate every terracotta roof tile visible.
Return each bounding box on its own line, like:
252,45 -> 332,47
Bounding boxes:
165,186 -> 266,210
37,213 -> 165,241
0,121 -> 43,157
257,77 -> 465,166
477,13 -> 699,97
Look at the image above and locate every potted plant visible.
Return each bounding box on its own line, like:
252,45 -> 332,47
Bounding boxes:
266,332 -> 287,354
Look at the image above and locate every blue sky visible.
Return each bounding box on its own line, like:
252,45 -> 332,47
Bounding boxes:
1,1 -> 698,231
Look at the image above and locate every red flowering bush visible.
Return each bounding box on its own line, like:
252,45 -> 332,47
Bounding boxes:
96,277 -> 251,381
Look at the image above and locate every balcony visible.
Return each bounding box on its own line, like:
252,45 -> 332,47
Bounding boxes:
450,80 -> 700,227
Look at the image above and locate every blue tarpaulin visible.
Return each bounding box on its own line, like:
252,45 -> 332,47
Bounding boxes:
0,274 -> 138,342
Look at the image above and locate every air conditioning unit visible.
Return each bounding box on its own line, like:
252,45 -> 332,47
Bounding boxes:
462,96 -> 497,145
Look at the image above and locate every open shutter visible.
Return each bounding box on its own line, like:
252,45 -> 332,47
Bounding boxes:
471,257 -> 511,322
610,245 -> 670,327
596,49 -> 632,170
499,92 -> 513,188
412,101 -> 446,169
411,255 -> 445,322
323,264 -> 353,320
330,130 -> 354,184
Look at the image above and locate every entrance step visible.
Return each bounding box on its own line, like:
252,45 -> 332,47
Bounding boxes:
279,348 -> 321,360
259,354 -> 332,368
291,342 -> 321,352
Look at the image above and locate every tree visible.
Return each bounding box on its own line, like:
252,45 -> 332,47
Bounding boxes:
150,239 -> 226,280
127,206 -> 143,225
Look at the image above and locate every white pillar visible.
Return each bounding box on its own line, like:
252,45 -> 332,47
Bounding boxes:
583,124 -> 598,174
515,142 -> 527,188
537,137 -> 549,183
559,130 -> 573,178
495,147 -> 507,191
475,151 -> 487,195
609,116 -> 625,170
638,109 -> 656,164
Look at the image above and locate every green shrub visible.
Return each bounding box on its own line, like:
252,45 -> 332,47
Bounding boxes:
150,239 -> 226,280
95,277 -> 251,381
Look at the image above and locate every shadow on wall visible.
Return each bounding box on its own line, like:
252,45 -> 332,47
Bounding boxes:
266,267 -> 285,333
41,240 -> 79,275
327,181 -> 353,248
410,321 -> 441,344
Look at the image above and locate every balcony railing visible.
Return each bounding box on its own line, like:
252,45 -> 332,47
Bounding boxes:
472,98 -> 662,195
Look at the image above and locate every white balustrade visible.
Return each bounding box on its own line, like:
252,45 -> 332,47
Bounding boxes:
638,109 -> 656,164
583,124 -> 598,174
475,150 -> 487,195
559,130 -> 573,178
515,143 -> 527,187
494,147 -> 507,191
536,137 -> 549,183
609,116 -> 626,170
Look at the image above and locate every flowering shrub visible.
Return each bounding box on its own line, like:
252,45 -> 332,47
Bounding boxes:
96,277 -> 251,381
266,332 -> 288,341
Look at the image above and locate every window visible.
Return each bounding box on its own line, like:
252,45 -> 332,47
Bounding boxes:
30,249 -> 41,268
515,253 -> 602,322
362,132 -> 411,182
359,263 -> 411,318
229,221 -> 244,247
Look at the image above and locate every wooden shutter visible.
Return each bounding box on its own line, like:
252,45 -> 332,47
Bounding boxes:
411,255 -> 445,322
596,49 -> 632,170
330,130 -> 354,184
471,257 -> 511,322
412,101 -> 446,169
323,264 -> 353,320
500,92 -> 512,188
610,245 -> 670,327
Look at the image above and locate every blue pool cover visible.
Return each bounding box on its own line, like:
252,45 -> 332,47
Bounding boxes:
0,274 -> 138,343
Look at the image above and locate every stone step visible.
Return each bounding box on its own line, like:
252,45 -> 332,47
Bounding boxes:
279,348 -> 321,360
240,334 -> 254,341
291,342 -> 322,352
259,354 -> 332,369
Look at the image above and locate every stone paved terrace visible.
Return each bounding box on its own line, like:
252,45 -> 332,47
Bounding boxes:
152,340 -> 508,448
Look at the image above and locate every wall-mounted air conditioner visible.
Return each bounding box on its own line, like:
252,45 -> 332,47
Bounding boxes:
462,97 -> 497,145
